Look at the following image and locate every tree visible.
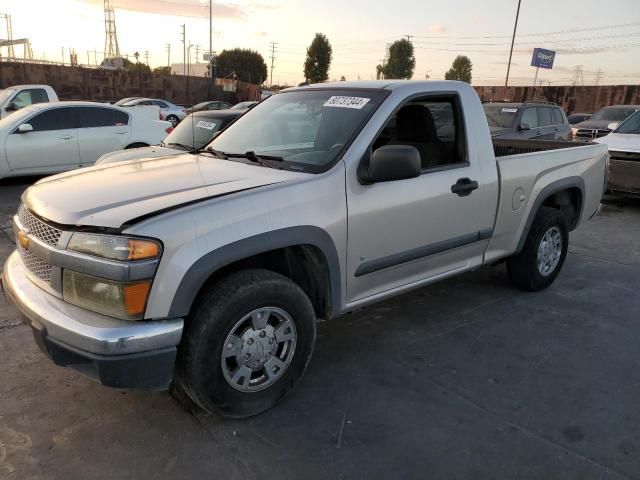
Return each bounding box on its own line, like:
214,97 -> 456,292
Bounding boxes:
216,49 -> 268,84
304,33 -> 332,83
153,66 -> 171,75
381,39 -> 415,79
445,56 -> 473,83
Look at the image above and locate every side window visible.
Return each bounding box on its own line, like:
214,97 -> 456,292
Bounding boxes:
372,96 -> 466,170
12,89 -> 48,109
521,108 -> 539,129
154,101 -> 169,109
537,107 -> 552,127
78,107 -> 129,128
552,108 -> 565,125
27,108 -> 77,132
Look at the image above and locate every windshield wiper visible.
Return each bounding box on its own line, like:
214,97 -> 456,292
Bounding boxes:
200,146 -> 228,159
225,151 -> 284,168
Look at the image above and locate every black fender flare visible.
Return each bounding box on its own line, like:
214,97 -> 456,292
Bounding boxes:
167,226 -> 342,318
514,176 -> 585,254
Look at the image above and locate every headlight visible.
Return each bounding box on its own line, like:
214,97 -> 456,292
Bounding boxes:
571,127 -> 579,138
63,270 -> 152,320
68,233 -> 161,261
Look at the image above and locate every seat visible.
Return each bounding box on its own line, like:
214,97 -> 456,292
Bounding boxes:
388,104 -> 448,169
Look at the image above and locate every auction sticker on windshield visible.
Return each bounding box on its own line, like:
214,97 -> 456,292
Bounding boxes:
323,96 -> 371,109
196,120 -> 217,130
502,108 -> 518,113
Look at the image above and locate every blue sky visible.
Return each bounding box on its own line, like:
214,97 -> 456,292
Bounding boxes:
3,0 -> 640,86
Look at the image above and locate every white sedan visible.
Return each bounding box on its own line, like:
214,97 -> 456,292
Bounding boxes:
0,101 -> 172,180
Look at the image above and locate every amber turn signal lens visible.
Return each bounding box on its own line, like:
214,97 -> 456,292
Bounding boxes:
128,239 -> 161,260
123,281 -> 152,316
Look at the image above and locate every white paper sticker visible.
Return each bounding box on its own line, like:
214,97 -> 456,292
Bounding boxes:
501,108 -> 518,113
196,120 -> 216,130
323,96 -> 371,109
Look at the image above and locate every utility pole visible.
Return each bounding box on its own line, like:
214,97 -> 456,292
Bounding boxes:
181,24 -> 186,76
144,50 -> 149,66
269,41 -> 278,87
594,68 -> 604,87
209,0 -> 214,98
505,0 -> 522,87
165,43 -> 171,69
405,35 -> 413,42
61,47 -> 65,65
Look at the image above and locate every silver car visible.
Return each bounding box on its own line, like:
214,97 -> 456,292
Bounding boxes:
122,97 -> 187,127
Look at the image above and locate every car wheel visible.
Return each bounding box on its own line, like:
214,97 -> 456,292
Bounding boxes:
166,115 -> 179,127
176,269 -> 316,418
507,207 -> 569,291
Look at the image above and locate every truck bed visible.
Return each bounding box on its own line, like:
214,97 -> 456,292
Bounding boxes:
493,138 -> 588,158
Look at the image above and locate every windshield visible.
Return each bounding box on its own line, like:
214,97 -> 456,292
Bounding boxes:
590,107 -> 637,122
0,89 -> 16,105
207,89 -> 387,173
483,105 -> 518,128
165,115 -> 226,150
615,111 -> 640,134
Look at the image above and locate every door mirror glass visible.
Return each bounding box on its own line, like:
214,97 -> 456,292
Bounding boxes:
363,145 -> 421,184
607,122 -> 620,131
17,123 -> 34,133
519,122 -> 531,131
5,102 -> 18,112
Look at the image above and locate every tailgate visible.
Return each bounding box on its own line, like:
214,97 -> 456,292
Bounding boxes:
609,150 -> 640,195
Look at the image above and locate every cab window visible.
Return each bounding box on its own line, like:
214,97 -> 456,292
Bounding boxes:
12,89 -> 49,109
520,108 -> 539,129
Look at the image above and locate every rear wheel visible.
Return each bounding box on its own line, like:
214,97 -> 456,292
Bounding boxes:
176,269 -> 316,418
166,115 -> 179,127
507,207 -> 569,291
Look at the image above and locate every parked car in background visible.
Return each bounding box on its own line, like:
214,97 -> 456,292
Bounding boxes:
0,85 -> 59,119
113,97 -> 142,106
483,102 -> 571,140
96,109 -> 246,165
567,113 -> 592,125
122,98 -> 187,127
595,110 -> 640,197
2,80 -> 607,419
185,101 -> 232,114
572,105 -> 640,140
0,101 -> 172,179
231,101 -> 258,110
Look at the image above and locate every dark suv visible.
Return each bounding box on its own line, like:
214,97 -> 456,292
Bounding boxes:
483,102 -> 571,141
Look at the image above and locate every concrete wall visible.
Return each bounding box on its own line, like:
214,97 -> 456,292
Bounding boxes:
474,85 -> 640,114
0,62 -> 260,105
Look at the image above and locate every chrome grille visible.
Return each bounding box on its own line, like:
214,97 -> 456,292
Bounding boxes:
18,204 -> 62,246
576,128 -> 610,139
17,244 -> 52,284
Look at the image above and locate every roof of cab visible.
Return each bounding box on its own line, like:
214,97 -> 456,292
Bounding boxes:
283,79 -> 472,92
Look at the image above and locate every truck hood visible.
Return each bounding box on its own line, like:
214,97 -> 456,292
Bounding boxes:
595,133 -> 640,152
95,145 -> 180,165
23,154 -> 310,229
573,119 -> 614,130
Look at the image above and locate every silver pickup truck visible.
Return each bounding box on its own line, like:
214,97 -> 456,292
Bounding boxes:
2,81 -> 608,418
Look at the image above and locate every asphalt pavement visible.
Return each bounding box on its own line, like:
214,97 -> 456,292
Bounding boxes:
1,177 -> 639,480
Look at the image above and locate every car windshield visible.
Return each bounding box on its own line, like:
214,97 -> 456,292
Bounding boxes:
590,107 -> 637,122
165,115 -> 226,150
615,111 -> 640,134
483,105 -> 518,128
192,102 -> 210,109
207,89 -> 387,173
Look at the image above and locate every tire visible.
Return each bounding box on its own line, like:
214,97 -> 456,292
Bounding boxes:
166,115 -> 179,127
125,142 -> 149,149
176,269 -> 316,418
507,207 -> 569,291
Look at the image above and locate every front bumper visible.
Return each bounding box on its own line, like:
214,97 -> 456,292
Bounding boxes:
1,251 -> 184,390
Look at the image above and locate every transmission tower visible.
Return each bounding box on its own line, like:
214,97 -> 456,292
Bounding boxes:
594,68 -> 604,86
103,0 -> 121,68
269,41 -> 278,87
571,65 -> 584,87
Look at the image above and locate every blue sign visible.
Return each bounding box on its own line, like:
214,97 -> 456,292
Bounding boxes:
531,48 -> 556,69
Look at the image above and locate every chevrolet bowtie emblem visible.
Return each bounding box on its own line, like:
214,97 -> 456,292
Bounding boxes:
18,230 -> 29,249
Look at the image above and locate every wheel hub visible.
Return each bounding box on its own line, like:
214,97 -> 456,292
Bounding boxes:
537,226 -> 562,276
238,325 -> 277,369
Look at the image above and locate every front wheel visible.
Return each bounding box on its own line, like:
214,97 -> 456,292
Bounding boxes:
507,207 -> 569,291
176,269 -> 316,418
166,115 -> 179,127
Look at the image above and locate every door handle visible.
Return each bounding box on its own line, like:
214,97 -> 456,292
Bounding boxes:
451,177 -> 479,197
59,135 -> 74,140
114,131 -> 128,135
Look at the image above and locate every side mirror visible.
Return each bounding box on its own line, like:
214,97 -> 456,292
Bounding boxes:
519,122 -> 531,131
17,123 -> 33,133
5,102 -> 18,112
362,145 -> 421,184
607,122 -> 619,131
